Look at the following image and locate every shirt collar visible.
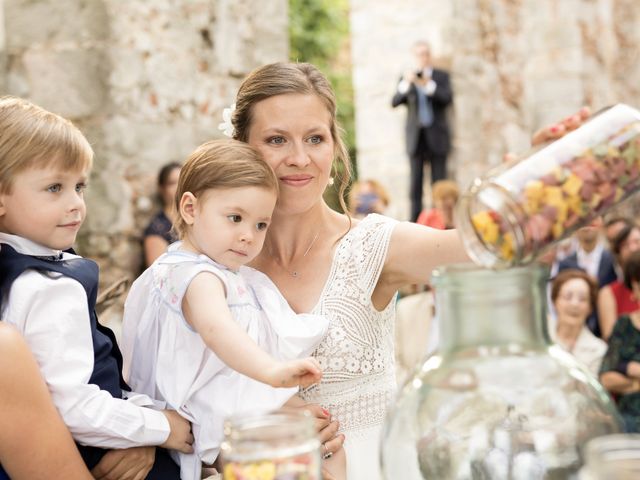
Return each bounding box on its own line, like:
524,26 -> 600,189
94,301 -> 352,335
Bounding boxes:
0,232 -> 64,258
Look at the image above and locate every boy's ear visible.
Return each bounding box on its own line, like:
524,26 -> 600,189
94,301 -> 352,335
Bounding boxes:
179,192 -> 197,225
0,193 -> 6,217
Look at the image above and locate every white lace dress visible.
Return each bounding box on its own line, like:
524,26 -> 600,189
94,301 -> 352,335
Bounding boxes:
300,214 -> 399,480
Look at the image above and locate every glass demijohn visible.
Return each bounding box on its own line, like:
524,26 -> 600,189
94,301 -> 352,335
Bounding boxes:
381,264 -> 621,479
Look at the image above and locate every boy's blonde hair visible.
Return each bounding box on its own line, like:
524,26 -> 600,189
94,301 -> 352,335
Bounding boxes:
174,139 -> 278,238
0,96 -> 93,194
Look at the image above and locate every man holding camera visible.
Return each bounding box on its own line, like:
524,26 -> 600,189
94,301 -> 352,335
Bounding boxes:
392,40 -> 453,222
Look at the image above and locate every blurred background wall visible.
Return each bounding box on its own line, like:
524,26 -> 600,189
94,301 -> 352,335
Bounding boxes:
0,0 -> 288,300
351,0 -> 640,220
3,0 -> 640,322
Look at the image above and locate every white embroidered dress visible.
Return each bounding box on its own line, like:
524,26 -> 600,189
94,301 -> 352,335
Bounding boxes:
122,246 -> 328,480
300,214 -> 399,480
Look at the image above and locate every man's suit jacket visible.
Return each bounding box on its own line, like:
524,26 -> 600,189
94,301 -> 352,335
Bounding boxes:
557,249 -> 618,288
391,68 -> 453,157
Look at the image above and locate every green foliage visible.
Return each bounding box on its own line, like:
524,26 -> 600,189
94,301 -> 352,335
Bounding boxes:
289,0 -> 357,212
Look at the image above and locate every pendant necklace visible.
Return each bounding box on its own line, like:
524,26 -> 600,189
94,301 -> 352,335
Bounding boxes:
268,231 -> 320,278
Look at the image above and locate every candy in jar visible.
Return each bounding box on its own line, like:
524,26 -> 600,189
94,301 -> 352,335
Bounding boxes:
220,411 -> 321,480
456,103 -> 640,268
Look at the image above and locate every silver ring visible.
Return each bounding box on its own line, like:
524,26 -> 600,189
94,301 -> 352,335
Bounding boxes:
322,443 -> 333,460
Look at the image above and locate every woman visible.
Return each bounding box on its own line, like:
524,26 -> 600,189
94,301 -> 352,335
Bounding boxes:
600,250 -> 640,433
416,179 -> 459,229
0,323 -> 92,479
143,162 -> 181,267
550,269 -> 607,376
228,61 -> 587,479
598,223 -> 640,339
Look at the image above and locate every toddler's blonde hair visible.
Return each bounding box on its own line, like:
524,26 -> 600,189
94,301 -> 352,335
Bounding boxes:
0,96 -> 93,193
174,139 -> 278,238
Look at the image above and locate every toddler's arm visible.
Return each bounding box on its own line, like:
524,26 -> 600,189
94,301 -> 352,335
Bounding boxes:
183,272 -> 322,388
4,272 -> 179,450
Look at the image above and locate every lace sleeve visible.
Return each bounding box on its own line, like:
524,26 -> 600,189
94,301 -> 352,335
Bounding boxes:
341,214 -> 398,299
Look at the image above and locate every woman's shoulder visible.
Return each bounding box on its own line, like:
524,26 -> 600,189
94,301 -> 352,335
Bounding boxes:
577,327 -> 607,352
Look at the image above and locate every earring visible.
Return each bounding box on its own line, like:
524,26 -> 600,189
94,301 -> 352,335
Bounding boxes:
328,177 -> 335,186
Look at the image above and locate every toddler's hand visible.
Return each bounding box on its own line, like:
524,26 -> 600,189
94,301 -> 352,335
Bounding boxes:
160,409 -> 194,454
268,357 -> 322,389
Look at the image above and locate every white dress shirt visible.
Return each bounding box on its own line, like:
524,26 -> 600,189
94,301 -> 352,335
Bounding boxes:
0,233 -> 170,449
576,242 -> 605,281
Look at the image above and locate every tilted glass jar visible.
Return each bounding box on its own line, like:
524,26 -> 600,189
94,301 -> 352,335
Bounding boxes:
220,411 -> 321,480
381,264 -> 621,480
456,104 -> 640,268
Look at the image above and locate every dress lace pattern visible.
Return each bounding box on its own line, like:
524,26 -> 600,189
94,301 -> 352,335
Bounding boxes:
300,214 -> 398,437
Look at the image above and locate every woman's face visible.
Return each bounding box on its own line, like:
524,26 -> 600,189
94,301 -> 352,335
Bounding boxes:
246,93 -> 335,215
554,278 -> 592,328
619,227 -> 640,265
160,167 -> 181,209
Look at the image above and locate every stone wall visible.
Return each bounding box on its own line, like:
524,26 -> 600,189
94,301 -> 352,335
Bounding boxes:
350,0 -> 640,220
2,0 -> 288,325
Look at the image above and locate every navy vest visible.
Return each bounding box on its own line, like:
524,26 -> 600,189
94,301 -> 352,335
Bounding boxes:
0,244 -> 128,469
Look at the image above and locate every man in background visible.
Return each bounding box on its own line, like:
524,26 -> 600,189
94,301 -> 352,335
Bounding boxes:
392,40 -> 453,222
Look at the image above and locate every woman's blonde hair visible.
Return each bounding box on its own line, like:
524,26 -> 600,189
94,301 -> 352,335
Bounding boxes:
0,96 -> 93,194
232,62 -> 352,214
173,139 -> 278,238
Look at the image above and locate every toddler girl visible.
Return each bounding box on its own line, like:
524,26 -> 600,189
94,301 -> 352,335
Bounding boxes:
122,139 -> 330,480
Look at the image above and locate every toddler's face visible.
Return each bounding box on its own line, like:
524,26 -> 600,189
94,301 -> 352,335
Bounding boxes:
0,165 -> 87,250
182,186 -> 277,271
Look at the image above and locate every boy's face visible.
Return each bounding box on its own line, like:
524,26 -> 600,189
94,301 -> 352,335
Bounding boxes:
180,186 -> 277,271
0,166 -> 88,250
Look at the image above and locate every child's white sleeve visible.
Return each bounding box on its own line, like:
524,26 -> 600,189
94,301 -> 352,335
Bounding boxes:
3,271 -> 171,449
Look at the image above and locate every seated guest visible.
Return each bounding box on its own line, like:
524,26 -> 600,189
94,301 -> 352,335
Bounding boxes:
143,162 -> 181,267
348,178 -> 389,218
550,269 -> 607,376
416,179 -> 459,229
600,250 -> 640,433
604,216 -> 634,250
558,219 -> 617,336
598,224 -> 640,339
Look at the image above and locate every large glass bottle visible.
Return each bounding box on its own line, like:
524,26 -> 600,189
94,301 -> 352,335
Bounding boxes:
381,264 -> 621,479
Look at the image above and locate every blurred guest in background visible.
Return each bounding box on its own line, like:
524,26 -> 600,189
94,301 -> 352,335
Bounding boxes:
391,40 -> 453,222
550,269 -> 606,376
604,216 -> 634,249
143,162 -> 181,267
600,250 -> 640,433
348,179 -> 389,218
598,223 -> 640,339
416,179 -> 459,230
557,219 -> 617,336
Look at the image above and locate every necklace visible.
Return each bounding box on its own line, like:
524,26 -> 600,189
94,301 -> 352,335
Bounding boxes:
268,231 -> 320,278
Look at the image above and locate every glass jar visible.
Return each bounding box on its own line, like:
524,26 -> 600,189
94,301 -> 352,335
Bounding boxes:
381,264 -> 621,480
579,434 -> 640,480
220,411 -> 321,480
456,103 -> 640,268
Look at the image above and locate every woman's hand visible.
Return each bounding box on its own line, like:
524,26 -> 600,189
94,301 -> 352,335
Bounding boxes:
283,403 -> 345,456
91,447 -> 155,480
531,106 -> 591,146
503,107 -> 592,164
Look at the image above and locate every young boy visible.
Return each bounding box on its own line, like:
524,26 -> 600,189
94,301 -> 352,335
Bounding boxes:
0,97 -> 193,479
